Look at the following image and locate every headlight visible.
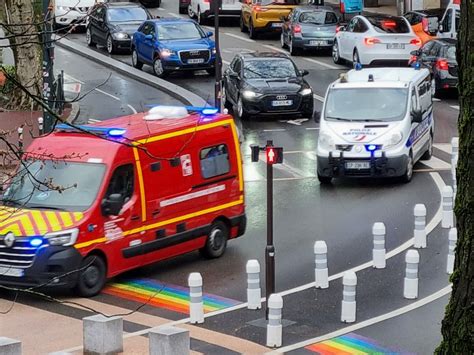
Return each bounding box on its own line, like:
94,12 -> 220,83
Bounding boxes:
318,132 -> 335,151
113,32 -> 129,40
211,48 -> 216,55
384,131 -> 403,149
242,90 -> 261,99
299,88 -> 312,96
45,228 -> 79,246
160,48 -> 176,57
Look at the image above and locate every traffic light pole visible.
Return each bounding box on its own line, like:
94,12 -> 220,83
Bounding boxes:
42,0 -> 55,133
213,0 -> 222,111
265,140 -> 275,319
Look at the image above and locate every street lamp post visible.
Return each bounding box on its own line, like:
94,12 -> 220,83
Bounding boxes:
42,0 -> 55,133
213,0 -> 223,111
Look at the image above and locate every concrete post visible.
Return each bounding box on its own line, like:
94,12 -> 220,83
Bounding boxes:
246,259 -> 262,310
17,127 -> 23,155
372,223 -> 386,269
442,186 -> 454,228
404,250 -> 419,299
188,272 -> 204,324
341,271 -> 357,323
38,117 -> 44,135
0,337 -> 21,355
266,294 -> 283,348
413,204 -> 427,248
314,241 -> 329,288
451,137 -> 458,182
83,315 -> 123,354
447,228 -> 457,275
149,326 -> 190,355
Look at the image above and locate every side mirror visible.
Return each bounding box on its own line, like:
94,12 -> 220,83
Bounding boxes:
336,25 -> 346,32
280,15 -> 288,22
411,109 -> 423,123
300,69 -> 309,76
229,71 -> 239,78
206,31 -> 213,37
313,111 -> 321,122
438,24 -> 444,32
101,193 -> 124,216
410,49 -> 420,56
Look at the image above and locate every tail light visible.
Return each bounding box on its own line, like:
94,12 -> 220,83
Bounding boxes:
364,37 -> 381,45
436,58 -> 449,71
421,17 -> 429,33
254,6 -> 268,12
409,55 -> 418,64
410,38 -> 422,46
203,0 -> 210,2
382,21 -> 396,27
293,24 -> 301,34
336,26 -> 341,33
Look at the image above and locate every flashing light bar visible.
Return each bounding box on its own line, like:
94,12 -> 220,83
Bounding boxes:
365,144 -> 380,152
55,124 -> 126,138
30,238 -> 43,247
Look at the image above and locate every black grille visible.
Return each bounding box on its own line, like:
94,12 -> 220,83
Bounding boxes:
263,94 -> 302,112
0,237 -> 39,268
336,144 -> 353,152
179,50 -> 210,63
448,66 -> 458,77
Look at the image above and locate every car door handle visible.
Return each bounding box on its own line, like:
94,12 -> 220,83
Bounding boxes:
131,215 -> 140,221
152,209 -> 160,216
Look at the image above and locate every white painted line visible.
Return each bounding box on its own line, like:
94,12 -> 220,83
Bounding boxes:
306,127 -> 320,130
303,57 -> 340,70
167,12 -> 181,18
263,129 -> 286,132
432,97 -> 441,102
449,105 -> 459,110
313,93 -> 324,102
157,7 -> 165,11
414,168 -> 451,172
127,104 -> 138,114
87,119 -> 101,123
63,73 -> 85,84
275,162 -> 313,179
434,143 -> 452,155
223,59 -> 230,65
268,285 -> 452,354
262,44 -> 288,54
223,32 -> 256,43
95,88 -> 120,101
305,151 -> 317,161
421,156 -> 451,170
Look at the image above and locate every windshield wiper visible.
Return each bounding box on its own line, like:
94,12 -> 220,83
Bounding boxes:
360,119 -> 384,122
325,116 -> 353,121
26,205 -> 67,211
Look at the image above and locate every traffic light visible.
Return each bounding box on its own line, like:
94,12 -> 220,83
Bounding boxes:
266,147 -> 283,164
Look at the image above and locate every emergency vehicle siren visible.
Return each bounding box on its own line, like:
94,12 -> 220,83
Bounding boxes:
55,124 -> 126,138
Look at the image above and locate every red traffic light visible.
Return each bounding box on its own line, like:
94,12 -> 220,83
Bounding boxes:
266,147 -> 283,164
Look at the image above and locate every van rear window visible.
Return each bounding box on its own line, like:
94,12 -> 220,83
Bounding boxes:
368,16 -> 410,33
200,144 -> 230,179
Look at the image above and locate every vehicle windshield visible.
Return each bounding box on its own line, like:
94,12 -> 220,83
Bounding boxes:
444,45 -> 456,60
299,11 -> 338,25
157,22 -> 205,40
255,0 -> 300,5
455,10 -> 460,32
107,7 -> 148,23
244,59 -> 298,79
2,160 -> 106,212
324,88 -> 409,122
368,17 -> 410,33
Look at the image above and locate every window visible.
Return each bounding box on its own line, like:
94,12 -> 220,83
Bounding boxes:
107,7 -> 148,23
367,16 -> 410,33
428,42 -> 440,57
353,19 -> 368,33
421,41 -> 435,57
442,9 -> 452,32
142,22 -> 156,36
325,12 -> 338,25
411,88 -> 419,112
404,13 -> 414,25
231,57 -> 241,74
418,76 -> 432,113
106,164 -> 134,202
347,18 -> 357,32
200,145 -> 230,179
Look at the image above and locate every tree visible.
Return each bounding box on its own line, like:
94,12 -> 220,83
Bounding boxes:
436,0 -> 474,353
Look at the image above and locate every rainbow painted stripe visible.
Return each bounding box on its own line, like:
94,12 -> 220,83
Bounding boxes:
305,333 -> 403,355
103,278 -> 241,314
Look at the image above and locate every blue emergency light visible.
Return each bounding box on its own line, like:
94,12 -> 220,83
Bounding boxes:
30,238 -> 43,247
365,144 -> 379,152
55,124 -> 126,138
354,63 -> 363,71
414,62 -> 421,70
201,108 -> 219,115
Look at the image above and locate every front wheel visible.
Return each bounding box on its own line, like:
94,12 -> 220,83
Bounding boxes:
86,27 -> 96,47
352,49 -> 361,68
249,20 -> 257,39
153,57 -> 167,78
318,173 -> 332,184
106,35 -> 116,54
280,33 -> 287,48
187,4 -> 195,18
76,255 -> 107,297
200,220 -> 229,259
289,37 -> 299,56
401,152 -> 414,183
222,84 -> 231,109
332,41 -> 344,64
235,96 -> 249,120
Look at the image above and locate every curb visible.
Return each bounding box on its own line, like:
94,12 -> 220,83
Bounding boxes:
67,102 -> 80,123
56,37 -> 206,107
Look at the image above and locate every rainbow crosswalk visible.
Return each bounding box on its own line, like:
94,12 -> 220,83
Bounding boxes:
103,278 -> 241,314
305,333 -> 404,355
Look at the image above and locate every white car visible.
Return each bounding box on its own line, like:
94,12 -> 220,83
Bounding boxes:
188,0 -> 242,25
54,0 -> 98,28
333,15 -> 422,66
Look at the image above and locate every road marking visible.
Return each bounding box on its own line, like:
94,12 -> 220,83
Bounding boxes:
167,12 -> 181,18
275,162 -> 312,179
313,93 -> 324,102
263,128 -> 286,132
262,44 -> 288,54
432,97 -> 441,102
223,59 -> 230,65
87,119 -> 101,123
303,57 -> 340,70
434,143 -> 452,155
414,168 -> 451,172
306,127 -> 320,130
223,32 -> 256,43
95,88 -> 120,101
157,7 -> 165,11
127,104 -> 138,114
449,105 -> 459,110
63,73 -> 85,84
268,285 -> 452,354
420,156 -> 451,170
305,151 -> 317,160
279,118 -> 308,126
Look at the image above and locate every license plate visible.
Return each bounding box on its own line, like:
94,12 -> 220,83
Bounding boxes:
223,0 -> 234,4
0,266 -> 24,277
272,100 -> 293,106
310,40 -> 327,46
187,58 -> 205,64
272,23 -> 283,28
387,43 -> 405,49
345,161 -> 370,169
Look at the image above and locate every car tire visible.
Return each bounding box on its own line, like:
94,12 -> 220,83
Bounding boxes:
352,48 -> 361,68
289,37 -> 299,56
132,49 -> 143,70
432,77 -> 442,98
179,6 -> 187,14
332,41 -> 344,64
197,6 -> 205,25
222,84 -> 231,109
280,33 -> 287,48
106,34 -> 116,54
200,220 -> 228,259
240,14 -> 248,32
153,56 -> 167,78
86,27 -> 96,47
401,151 -> 414,183
249,19 -> 257,39
206,68 -> 215,76
318,173 -> 332,184
421,133 -> 433,160
75,255 -> 107,297
236,96 -> 249,120
188,4 -> 195,18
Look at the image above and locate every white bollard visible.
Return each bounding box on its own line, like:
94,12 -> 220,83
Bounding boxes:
188,272 -> 204,324
442,186 -> 454,228
341,271 -> 357,323
83,315 -> 123,354
404,250 -> 420,299
266,294 -> 283,348
372,223 -> 386,269
413,204 -> 427,248
451,137 -> 458,182
246,260 -> 262,310
314,241 -> 329,288
447,228 -> 457,275
0,337 -> 21,355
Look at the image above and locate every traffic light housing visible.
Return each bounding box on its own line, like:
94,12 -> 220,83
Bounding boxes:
266,147 -> 283,164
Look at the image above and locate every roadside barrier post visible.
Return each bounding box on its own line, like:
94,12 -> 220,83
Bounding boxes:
414,204 -> 427,248
341,271 -> 357,323
314,241 -> 329,288
0,337 -> 21,355
17,126 -> 23,156
442,186 -> 454,228
451,137 -> 458,182
266,294 -> 283,348
447,228 -> 457,275
372,223 -> 386,269
246,260 -> 262,310
38,116 -> 44,135
83,315 -> 123,354
149,326 -> 190,355
404,250 -> 419,299
188,272 -> 204,324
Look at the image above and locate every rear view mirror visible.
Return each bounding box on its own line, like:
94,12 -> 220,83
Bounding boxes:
411,109 -> 423,123
229,71 -> 239,78
336,25 -> 346,32
102,193 -> 124,216
300,69 -> 309,76
206,31 -> 213,37
410,49 -> 420,56
438,24 -> 444,32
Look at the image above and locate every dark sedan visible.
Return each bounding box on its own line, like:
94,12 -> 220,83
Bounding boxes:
222,52 -> 314,120
281,6 -> 339,55
179,0 -> 190,14
410,38 -> 458,96
86,2 -> 152,54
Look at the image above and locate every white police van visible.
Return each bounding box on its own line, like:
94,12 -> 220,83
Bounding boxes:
316,66 -> 434,184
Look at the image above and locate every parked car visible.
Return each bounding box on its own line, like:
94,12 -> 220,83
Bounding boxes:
54,0 -> 96,29
281,6 -> 339,55
86,2 -> 152,54
403,9 -> 443,44
333,15 -> 422,66
222,52 -> 314,120
131,18 -> 216,77
438,0 -> 460,39
139,0 -> 161,8
188,0 -> 242,24
409,38 -> 458,95
179,0 -> 191,14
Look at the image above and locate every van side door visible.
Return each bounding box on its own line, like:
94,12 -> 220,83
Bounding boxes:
410,80 -> 432,160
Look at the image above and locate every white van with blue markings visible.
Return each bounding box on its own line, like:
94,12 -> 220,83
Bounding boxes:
316,66 -> 434,184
